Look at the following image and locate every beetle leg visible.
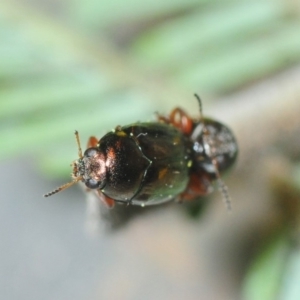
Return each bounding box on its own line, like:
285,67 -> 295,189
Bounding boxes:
179,173 -> 213,201
96,190 -> 115,208
169,108 -> 194,135
156,108 -> 194,135
87,136 -> 98,148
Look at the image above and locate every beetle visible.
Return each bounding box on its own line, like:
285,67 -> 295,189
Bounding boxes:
44,95 -> 238,209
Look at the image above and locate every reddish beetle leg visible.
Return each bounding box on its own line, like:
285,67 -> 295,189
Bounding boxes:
96,190 -> 115,208
169,108 -> 194,135
87,136 -> 98,148
178,173 -> 213,202
157,107 -> 194,135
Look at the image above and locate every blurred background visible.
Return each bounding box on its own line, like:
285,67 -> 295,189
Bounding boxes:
1,0 -> 300,299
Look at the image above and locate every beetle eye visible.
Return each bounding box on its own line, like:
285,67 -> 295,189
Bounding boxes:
84,148 -> 98,157
85,178 -> 101,189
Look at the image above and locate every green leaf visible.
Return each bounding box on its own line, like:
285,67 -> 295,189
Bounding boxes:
242,232 -> 289,300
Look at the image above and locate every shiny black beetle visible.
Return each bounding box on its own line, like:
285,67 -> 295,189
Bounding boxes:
44,95 -> 238,209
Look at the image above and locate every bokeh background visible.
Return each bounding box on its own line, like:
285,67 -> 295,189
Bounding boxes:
1,0 -> 300,299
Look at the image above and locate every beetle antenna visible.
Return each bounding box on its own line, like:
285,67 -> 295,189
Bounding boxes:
43,176 -> 83,197
44,131 -> 84,198
75,130 -> 83,159
211,159 -> 232,211
194,94 -> 203,120
194,93 -> 232,211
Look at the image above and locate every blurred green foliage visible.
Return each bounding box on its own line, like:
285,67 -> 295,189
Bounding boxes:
1,1 -> 300,298
242,161 -> 300,300
1,0 -> 300,178
242,232 -> 290,300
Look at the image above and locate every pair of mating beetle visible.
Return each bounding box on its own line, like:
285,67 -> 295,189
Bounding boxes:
44,95 -> 238,209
